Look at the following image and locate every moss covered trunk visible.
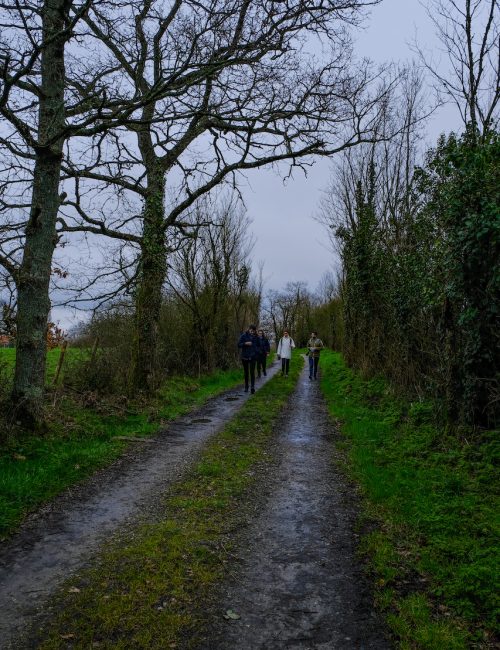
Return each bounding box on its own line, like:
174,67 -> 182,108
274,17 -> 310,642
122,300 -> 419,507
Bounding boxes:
11,0 -> 67,428
131,165 -> 167,391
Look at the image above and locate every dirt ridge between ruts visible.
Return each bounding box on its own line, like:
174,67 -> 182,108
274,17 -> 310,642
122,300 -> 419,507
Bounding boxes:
202,360 -> 391,649
0,365 -> 278,650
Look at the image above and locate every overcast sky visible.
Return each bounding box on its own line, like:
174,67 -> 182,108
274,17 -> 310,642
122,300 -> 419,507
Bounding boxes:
53,0 -> 466,329
242,0 -> 463,295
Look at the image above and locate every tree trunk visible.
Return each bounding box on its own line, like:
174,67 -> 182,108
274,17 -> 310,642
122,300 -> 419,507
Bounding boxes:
11,0 -> 68,428
131,176 -> 167,391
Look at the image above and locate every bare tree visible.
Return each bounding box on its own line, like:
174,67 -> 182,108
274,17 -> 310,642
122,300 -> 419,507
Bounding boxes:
315,270 -> 340,304
318,65 -> 429,252
166,195 -> 259,371
0,0 -> 86,426
264,281 -> 311,344
0,0 -> 185,424
416,0 -> 499,133
55,0 -> 401,390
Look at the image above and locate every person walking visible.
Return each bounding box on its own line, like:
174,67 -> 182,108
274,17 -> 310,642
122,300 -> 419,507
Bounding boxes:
256,329 -> 271,378
307,330 -> 324,380
238,324 -> 261,393
277,330 -> 295,377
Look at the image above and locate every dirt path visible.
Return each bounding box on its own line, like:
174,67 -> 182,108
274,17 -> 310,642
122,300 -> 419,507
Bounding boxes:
0,365 -> 278,649
203,360 -> 391,649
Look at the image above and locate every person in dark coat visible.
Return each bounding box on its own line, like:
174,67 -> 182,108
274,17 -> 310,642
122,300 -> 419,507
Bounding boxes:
256,329 -> 271,378
238,324 -> 261,393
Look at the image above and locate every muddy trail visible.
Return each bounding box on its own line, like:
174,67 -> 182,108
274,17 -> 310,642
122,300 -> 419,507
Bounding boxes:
0,365 -> 279,649
203,362 -> 391,649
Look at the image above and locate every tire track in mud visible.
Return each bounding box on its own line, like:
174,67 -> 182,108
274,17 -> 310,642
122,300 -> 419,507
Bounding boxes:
203,360 -> 391,650
0,365 -> 279,649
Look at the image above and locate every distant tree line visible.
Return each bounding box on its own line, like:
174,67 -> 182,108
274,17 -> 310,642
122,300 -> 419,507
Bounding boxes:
260,277 -> 341,349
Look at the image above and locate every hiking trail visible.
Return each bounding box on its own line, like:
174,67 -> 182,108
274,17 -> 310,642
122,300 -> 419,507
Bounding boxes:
0,366 -> 278,649
202,361 -> 390,649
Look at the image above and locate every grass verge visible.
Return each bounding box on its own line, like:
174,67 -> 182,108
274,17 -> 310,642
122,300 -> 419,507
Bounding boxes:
0,368 -> 245,538
320,350 -> 499,649
33,356 -> 303,649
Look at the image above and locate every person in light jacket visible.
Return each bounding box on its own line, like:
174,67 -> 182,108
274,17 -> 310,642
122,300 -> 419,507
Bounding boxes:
276,330 -> 295,377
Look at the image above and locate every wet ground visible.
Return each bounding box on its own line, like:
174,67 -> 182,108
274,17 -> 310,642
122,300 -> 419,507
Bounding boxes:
1,361 -> 391,649
0,366 -> 278,649
203,361 -> 391,649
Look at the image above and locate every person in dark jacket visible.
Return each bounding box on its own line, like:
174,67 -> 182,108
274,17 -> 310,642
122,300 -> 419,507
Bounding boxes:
256,329 -> 271,378
238,324 -> 261,393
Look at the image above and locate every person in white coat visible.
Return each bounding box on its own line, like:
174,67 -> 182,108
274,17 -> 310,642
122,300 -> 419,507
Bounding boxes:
276,330 -> 295,376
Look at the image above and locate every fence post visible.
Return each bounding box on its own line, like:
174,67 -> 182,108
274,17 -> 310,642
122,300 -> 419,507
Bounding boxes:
53,340 -> 68,386
90,337 -> 99,365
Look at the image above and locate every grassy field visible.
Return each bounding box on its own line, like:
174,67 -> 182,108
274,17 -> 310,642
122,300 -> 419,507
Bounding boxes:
0,365 -> 245,538
34,356 -> 303,649
320,350 -> 499,649
0,347 -> 83,383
